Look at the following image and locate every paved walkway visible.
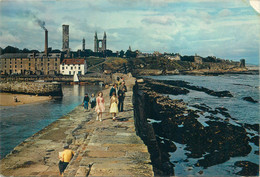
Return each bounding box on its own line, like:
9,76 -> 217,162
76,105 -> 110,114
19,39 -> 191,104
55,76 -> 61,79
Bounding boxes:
0,79 -> 153,176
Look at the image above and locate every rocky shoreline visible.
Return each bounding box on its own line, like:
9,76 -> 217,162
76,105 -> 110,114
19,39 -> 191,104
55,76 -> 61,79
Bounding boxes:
133,79 -> 259,176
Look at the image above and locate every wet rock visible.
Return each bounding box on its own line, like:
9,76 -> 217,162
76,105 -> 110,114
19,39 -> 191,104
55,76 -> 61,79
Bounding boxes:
234,161 -> 259,176
160,80 -> 233,97
145,80 -> 189,95
254,151 -> 259,155
198,170 -> 203,175
243,96 -> 258,103
243,123 -> 259,132
197,151 -> 230,168
249,136 -> 259,146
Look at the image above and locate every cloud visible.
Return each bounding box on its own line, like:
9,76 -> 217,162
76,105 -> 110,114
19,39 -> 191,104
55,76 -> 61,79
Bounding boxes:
0,31 -> 21,46
142,16 -> 175,25
218,9 -> 232,17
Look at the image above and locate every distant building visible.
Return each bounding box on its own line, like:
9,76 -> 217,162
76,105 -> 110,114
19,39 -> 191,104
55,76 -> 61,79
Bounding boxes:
62,24 -> 69,52
166,54 -> 181,61
60,58 -> 87,75
94,32 -> 106,53
0,53 -> 61,75
194,56 -> 203,64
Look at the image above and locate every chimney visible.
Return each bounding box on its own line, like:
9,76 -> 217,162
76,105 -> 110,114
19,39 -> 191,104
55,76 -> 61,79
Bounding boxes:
45,30 -> 48,55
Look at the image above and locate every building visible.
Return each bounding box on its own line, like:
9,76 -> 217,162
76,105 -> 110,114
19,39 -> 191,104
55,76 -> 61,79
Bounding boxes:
60,58 -> 87,75
62,24 -> 69,52
0,53 -> 61,75
166,54 -> 181,61
94,32 -> 106,53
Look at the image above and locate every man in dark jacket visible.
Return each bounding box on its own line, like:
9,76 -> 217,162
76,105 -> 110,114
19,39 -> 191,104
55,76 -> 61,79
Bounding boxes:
109,84 -> 117,97
118,81 -> 127,112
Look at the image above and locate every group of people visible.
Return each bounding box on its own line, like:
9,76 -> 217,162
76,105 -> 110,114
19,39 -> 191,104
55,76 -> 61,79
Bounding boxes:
59,77 -> 127,176
82,77 -> 127,121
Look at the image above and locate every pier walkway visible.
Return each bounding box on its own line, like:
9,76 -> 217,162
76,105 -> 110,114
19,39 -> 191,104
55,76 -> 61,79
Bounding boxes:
0,78 -> 153,176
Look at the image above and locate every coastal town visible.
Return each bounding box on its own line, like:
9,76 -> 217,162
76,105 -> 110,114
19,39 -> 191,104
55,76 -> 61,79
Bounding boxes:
0,0 -> 259,176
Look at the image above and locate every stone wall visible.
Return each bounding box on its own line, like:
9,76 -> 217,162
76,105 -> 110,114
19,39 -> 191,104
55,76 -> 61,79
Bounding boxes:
0,81 -> 63,96
132,82 -> 175,176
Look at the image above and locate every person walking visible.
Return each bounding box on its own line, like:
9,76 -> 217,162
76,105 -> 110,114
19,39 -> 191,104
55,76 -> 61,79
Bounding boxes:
95,91 -> 105,121
90,93 -> 96,109
118,81 -> 127,112
83,93 -> 90,111
58,144 -> 75,176
109,92 -> 119,120
109,84 -> 117,98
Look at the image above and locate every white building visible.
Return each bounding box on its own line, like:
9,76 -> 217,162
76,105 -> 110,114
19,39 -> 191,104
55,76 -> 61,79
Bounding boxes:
60,58 -> 87,75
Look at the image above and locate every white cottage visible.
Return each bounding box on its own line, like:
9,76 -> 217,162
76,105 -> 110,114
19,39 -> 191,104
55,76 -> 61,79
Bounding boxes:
60,59 -> 87,75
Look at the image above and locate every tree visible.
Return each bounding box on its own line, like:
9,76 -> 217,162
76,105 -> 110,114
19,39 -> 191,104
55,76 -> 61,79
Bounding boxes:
3,46 -> 20,53
119,50 -> 124,58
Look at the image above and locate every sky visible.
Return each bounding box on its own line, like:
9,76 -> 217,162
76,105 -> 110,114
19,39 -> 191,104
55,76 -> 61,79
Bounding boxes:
0,0 -> 259,64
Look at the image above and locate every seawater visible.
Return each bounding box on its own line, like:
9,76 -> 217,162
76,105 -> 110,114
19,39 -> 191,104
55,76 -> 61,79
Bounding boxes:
148,74 -> 259,176
0,84 -> 102,159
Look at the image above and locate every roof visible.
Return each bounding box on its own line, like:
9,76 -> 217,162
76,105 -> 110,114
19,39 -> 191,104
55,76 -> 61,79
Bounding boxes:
0,53 -> 30,59
62,59 -> 85,65
0,52 -> 62,59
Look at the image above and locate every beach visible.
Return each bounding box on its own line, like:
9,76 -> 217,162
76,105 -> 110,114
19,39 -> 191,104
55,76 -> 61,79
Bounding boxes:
0,93 -> 52,106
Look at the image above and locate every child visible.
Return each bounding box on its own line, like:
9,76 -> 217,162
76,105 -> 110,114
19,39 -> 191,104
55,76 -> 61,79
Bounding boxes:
58,144 -> 75,176
90,93 -> 96,109
95,91 -> 105,121
109,92 -> 119,120
83,93 -> 90,110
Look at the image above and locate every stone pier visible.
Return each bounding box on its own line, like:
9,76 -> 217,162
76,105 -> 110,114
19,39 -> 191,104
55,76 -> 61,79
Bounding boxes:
0,78 -> 153,176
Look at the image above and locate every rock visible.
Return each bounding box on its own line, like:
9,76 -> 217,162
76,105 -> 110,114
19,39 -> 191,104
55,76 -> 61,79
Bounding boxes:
234,161 -> 259,176
249,136 -> 259,146
243,97 -> 258,103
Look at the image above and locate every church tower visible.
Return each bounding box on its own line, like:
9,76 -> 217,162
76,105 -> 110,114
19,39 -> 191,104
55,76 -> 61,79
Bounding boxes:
94,32 -> 107,53
102,31 -> 107,52
94,32 -> 98,52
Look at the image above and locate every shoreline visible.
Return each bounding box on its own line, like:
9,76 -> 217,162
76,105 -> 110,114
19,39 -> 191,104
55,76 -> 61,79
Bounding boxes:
0,93 -> 52,106
0,74 -> 154,176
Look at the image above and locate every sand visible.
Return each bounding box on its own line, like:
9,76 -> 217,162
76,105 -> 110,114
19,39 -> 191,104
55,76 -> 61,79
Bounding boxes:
0,93 -> 52,106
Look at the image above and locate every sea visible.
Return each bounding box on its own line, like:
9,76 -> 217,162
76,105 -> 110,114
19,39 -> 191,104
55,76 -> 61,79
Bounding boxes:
0,84 -> 102,159
147,74 -> 259,176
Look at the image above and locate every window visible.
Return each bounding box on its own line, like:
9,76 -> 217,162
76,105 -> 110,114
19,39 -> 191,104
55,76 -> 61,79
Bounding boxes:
55,58 -> 57,61
29,63 -> 31,66
20,65 -> 22,68
10,65 -> 11,68
78,71 -> 82,75
78,67 -> 80,70
66,67 -> 68,69
55,63 -> 57,66
41,63 -> 43,66
71,67 -> 73,70
62,67 -> 64,70
48,63 -> 50,66
15,65 -> 17,68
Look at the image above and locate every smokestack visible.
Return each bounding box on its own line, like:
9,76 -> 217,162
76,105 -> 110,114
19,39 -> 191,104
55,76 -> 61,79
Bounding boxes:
45,29 -> 48,55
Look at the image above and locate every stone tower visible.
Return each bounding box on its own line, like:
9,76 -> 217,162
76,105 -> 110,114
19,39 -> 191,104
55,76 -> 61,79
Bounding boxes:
94,32 -> 107,53
62,25 -> 69,52
82,38 -> 85,51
